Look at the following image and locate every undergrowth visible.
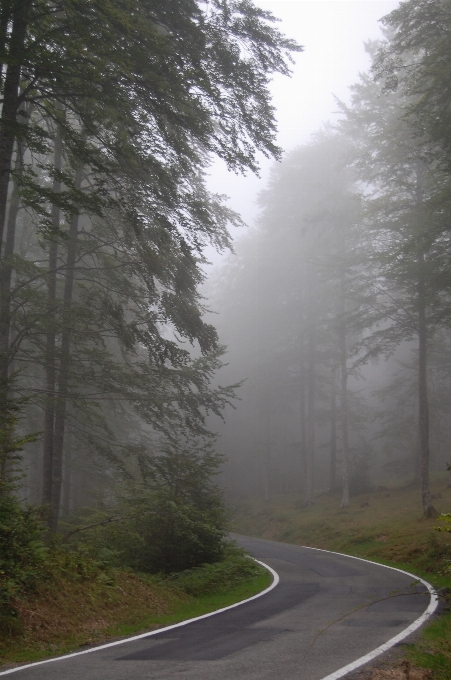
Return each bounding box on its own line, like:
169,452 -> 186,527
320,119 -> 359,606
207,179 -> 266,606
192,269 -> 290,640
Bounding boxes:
167,547 -> 265,596
0,543 -> 270,665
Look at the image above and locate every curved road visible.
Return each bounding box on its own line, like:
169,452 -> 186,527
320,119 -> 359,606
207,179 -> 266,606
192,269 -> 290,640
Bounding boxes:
1,535 -> 434,679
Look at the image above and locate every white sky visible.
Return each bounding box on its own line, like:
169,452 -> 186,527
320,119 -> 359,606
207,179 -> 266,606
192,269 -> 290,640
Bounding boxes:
205,0 -> 399,267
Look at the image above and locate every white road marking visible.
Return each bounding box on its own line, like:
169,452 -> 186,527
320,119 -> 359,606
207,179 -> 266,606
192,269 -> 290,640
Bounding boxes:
0,559 -> 279,676
0,547 -> 439,678
310,548 -> 439,680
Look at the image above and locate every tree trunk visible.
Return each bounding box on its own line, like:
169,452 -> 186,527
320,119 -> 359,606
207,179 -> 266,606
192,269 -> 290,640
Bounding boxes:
415,162 -> 436,518
262,414 -> 270,502
339,275 -> 350,508
0,2 -> 13,92
304,270 -> 316,507
62,429 -> 72,517
48,167 -> 82,532
41,129 -> 63,509
0,141 -> 23,383
413,429 -> 421,486
418,251 -> 436,517
0,138 -> 23,487
0,0 -> 28,257
330,366 -> 337,492
299,372 -> 306,499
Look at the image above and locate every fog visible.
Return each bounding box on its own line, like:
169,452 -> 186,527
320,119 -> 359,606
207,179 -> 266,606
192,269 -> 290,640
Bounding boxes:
206,0 -> 399,248
204,1 -> 451,508
3,0 -> 449,533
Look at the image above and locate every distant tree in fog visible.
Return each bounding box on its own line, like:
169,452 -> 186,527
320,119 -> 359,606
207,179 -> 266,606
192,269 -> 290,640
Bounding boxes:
205,3 -> 451,517
209,131 -> 377,508
339,39 -> 451,516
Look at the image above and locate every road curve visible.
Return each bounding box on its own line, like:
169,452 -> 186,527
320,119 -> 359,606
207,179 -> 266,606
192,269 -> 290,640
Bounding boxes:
0,534 -> 436,680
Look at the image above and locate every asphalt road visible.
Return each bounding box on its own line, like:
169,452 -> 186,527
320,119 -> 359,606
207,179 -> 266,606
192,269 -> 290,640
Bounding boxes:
2,535 -> 433,680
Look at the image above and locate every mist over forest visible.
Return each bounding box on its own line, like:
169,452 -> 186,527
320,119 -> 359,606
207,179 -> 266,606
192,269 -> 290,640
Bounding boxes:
206,7 -> 451,518
1,1 -> 451,645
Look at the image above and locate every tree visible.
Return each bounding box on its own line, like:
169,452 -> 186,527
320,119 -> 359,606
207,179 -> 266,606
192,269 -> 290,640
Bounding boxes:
338,40 -> 451,516
375,0 -> 451,180
95,437 -> 228,573
208,131 -> 375,508
0,0 -> 301,252
0,1 -> 301,529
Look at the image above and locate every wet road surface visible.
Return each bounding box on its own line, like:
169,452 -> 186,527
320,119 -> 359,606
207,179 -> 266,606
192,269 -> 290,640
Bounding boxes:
1,534 -> 432,680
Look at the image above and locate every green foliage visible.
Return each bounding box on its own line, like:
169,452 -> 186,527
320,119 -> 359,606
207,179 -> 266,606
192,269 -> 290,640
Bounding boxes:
0,391 -> 44,630
376,0 -> 451,179
167,547 -> 266,596
435,513 -> 451,534
0,393 -> 112,634
0,386 -> 40,479
0,485 -> 45,634
80,439 -> 229,574
0,0 -> 301,533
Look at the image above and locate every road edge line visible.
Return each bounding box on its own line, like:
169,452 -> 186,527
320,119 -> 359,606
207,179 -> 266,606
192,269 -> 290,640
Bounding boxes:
0,559 -> 279,676
305,547 -> 439,680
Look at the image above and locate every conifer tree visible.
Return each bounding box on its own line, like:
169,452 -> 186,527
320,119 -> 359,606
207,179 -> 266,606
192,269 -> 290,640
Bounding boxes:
339,41 -> 451,516
375,0 -> 451,178
209,131 -> 374,507
1,0 -> 301,528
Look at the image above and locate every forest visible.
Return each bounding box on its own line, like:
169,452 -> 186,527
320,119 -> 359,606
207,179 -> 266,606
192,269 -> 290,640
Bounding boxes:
0,0 -> 301,645
1,0 -> 451,661
0,0 -> 298,535
0,0 -> 304,655
208,0 -> 451,520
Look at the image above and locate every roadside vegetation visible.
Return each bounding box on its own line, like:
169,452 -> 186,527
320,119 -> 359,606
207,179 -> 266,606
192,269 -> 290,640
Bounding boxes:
232,474 -> 451,679
0,505 -> 271,667
0,400 -> 272,666
0,2 -> 294,665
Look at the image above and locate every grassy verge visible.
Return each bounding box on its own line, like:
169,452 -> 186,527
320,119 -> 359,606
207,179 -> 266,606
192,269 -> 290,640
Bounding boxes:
0,553 -> 272,667
231,472 -> 451,679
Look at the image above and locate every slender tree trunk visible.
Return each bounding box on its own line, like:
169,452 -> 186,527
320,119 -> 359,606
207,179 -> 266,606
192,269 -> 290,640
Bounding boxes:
339,275 -> 350,508
48,167 -> 82,532
0,2 -> 13,92
262,413 -> 270,502
0,0 -> 28,256
414,162 -> 436,518
330,366 -> 337,492
305,340 -> 315,506
304,269 -> 316,507
299,372 -> 306,499
62,429 -> 72,517
0,139 -> 23,488
41,130 -> 63,509
0,141 -> 23,383
418,252 -> 436,517
413,429 -> 421,486
299,272 -> 307,500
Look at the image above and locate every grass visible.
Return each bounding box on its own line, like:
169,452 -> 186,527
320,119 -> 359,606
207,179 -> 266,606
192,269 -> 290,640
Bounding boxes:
231,472 -> 451,679
0,554 -> 272,668
117,571 -> 272,632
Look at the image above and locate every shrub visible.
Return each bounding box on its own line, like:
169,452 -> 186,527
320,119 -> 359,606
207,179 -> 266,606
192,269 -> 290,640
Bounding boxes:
168,547 -> 265,596
86,439 -> 229,574
0,485 -> 47,633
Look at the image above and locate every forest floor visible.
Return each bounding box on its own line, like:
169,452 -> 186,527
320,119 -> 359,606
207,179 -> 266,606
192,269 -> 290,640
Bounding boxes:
231,472 -> 451,680
0,556 -> 271,668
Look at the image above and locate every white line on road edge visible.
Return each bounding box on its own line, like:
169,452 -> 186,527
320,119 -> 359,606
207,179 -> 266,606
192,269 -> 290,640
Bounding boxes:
0,559 -> 279,676
308,547 -> 439,680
